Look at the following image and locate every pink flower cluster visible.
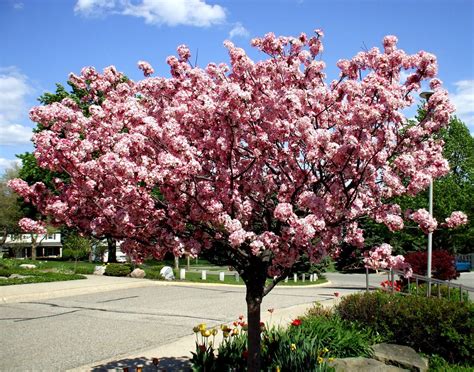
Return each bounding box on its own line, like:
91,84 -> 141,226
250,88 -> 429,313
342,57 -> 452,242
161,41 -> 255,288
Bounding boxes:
410,209 -> 438,234
18,218 -> 47,234
8,30 -> 456,275
442,211 -> 468,228
364,244 -> 412,277
137,60 -> 154,77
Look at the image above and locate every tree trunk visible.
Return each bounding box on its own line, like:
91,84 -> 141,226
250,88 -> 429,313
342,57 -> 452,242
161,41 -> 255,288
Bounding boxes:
245,277 -> 265,372
106,237 -> 117,263
31,235 -> 37,260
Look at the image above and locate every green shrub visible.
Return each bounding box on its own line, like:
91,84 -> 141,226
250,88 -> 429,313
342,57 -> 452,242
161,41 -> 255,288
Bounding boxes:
428,354 -> 474,371
405,283 -> 470,302
336,291 -> 474,364
141,265 -> 166,280
62,248 -> 90,261
104,263 -> 133,277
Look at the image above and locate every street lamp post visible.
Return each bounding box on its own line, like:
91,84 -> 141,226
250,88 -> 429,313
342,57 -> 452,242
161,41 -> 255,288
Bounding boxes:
420,91 -> 434,296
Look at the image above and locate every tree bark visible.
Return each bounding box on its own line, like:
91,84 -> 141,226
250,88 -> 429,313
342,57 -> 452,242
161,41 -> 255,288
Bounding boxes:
245,273 -> 266,372
106,236 -> 117,263
30,235 -> 37,260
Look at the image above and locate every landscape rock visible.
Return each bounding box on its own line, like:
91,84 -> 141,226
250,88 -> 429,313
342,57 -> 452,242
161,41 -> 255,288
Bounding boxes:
160,266 -> 175,280
19,264 -> 36,269
130,268 -> 146,279
93,266 -> 106,275
9,274 -> 30,279
373,343 -> 429,372
329,357 -> 408,371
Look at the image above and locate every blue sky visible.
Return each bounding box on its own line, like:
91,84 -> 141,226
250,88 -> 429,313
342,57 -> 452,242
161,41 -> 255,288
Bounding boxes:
1,0 -> 473,173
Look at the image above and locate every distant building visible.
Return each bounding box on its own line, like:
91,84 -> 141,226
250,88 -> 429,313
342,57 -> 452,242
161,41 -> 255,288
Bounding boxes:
2,233 -> 63,258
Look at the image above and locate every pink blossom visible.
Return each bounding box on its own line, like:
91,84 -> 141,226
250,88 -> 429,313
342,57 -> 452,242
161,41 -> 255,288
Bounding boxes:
274,203 -> 294,222
410,209 -> 438,234
137,60 -> 154,77
442,211 -> 468,228
7,30 -> 457,288
18,218 -> 47,234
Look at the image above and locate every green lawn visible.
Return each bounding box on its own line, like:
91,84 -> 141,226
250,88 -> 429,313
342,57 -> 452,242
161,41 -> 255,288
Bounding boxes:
0,258 -> 93,285
169,271 -> 327,286
0,258 -> 328,287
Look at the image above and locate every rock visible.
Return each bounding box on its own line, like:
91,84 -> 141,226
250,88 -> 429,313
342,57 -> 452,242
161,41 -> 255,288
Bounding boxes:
9,274 -> 30,279
329,357 -> 408,371
160,266 -> 175,280
130,268 -> 146,279
372,343 -> 429,372
93,266 -> 106,275
19,264 -> 36,269
0,276 -> 8,280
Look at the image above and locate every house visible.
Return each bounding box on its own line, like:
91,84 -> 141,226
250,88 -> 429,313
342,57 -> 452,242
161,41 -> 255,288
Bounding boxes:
2,232 -> 63,258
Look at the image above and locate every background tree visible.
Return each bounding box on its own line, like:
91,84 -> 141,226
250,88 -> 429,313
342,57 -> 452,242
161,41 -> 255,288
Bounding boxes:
62,232 -> 92,272
0,166 -> 22,251
336,116 -> 473,271
8,32 -> 462,370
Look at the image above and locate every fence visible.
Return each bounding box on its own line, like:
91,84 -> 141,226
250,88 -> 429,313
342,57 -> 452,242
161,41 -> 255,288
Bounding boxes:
365,267 -> 474,302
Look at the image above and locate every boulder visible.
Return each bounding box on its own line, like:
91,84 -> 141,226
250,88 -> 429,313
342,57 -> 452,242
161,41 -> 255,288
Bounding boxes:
9,274 -> 30,279
19,264 -> 36,269
93,266 -> 106,275
372,344 -> 429,372
160,266 -> 175,280
329,357 -> 408,371
130,268 -> 146,279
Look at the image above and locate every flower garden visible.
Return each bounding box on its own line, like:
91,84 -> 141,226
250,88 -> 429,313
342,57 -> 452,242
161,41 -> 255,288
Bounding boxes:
190,289 -> 473,371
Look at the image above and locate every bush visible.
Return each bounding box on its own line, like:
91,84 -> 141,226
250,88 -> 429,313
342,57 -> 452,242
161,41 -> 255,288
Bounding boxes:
336,291 -> 474,364
142,265 -> 166,280
403,250 -> 459,280
62,248 -> 90,261
406,282 -> 470,302
104,263 -> 133,277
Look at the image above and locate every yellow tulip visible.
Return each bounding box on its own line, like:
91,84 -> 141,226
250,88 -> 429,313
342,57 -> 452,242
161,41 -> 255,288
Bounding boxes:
290,343 -> 296,351
201,329 -> 211,337
198,323 -> 206,331
317,356 -> 324,364
192,326 -> 199,333
211,328 -> 218,336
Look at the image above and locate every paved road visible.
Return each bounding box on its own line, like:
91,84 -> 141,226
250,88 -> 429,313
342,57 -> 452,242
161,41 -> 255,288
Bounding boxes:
0,277 -> 355,371
0,272 -> 472,371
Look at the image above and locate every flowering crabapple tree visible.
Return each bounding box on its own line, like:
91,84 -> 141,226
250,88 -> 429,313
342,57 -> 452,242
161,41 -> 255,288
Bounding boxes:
9,30 -> 461,370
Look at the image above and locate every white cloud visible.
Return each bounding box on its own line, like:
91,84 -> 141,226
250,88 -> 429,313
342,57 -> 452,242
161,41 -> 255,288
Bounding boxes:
450,80 -> 474,134
13,2 -> 24,10
0,157 -> 21,171
229,22 -> 249,39
74,0 -> 226,27
0,67 -> 34,145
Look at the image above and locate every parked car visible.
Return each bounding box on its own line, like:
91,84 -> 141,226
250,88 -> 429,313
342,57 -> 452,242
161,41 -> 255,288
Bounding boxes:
455,259 -> 472,272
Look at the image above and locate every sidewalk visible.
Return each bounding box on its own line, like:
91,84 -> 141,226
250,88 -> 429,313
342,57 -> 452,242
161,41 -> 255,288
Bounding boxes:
0,275 -> 158,304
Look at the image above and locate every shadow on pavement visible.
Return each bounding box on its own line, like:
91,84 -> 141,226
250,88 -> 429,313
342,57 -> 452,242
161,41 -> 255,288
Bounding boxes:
90,356 -> 191,371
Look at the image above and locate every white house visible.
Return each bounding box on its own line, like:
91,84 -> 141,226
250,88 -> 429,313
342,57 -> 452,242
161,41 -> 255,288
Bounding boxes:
2,233 -> 63,258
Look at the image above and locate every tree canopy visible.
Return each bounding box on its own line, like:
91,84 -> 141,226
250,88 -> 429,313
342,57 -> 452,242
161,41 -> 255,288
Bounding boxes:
8,31 -> 463,370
